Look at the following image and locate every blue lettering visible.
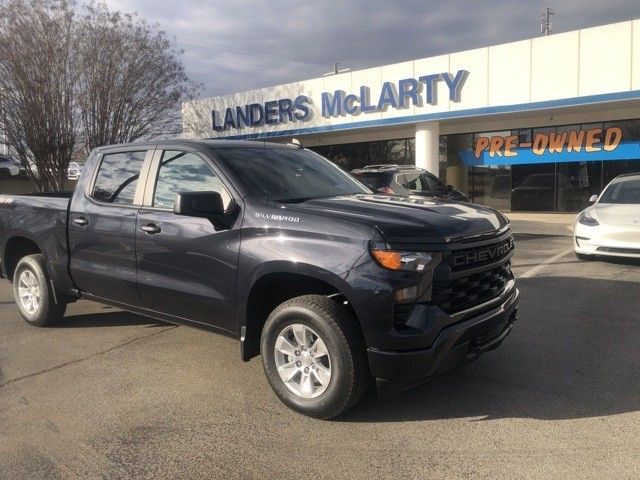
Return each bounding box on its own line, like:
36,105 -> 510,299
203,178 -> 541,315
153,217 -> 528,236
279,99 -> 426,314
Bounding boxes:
264,100 -> 279,125
377,81 -> 398,111
249,103 -> 264,126
343,94 -> 359,114
212,71 -> 468,131
321,90 -> 344,117
442,70 -> 469,102
359,86 -> 377,113
236,106 -> 249,128
278,98 -> 294,123
398,78 -> 419,108
294,95 -> 311,121
211,110 -> 223,131
223,107 -> 236,129
418,74 -> 442,105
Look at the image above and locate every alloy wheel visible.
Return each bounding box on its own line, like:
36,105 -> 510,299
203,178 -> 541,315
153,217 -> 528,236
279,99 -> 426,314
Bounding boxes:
17,269 -> 41,315
273,323 -> 332,399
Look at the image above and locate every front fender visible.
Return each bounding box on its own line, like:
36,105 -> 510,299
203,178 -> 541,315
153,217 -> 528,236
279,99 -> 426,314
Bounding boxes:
238,259 -> 360,324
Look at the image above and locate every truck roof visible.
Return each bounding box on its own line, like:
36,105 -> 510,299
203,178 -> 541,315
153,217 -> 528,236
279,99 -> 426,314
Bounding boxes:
352,164 -> 423,174
93,139 -> 298,152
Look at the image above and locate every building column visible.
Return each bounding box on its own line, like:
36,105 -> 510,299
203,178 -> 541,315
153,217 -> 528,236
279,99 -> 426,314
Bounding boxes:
446,134 -> 470,193
415,122 -> 440,176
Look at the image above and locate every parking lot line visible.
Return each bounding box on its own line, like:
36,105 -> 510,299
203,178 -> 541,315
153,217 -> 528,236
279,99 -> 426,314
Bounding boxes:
519,246 -> 575,279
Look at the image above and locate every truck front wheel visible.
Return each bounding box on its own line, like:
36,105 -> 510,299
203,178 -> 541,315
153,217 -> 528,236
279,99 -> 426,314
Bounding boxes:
260,294 -> 368,419
13,254 -> 66,327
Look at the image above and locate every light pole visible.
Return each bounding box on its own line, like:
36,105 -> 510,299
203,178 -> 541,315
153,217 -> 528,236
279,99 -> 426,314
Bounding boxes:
540,0 -> 555,36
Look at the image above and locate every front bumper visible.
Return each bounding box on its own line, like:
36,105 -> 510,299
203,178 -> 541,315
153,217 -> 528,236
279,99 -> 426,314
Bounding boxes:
367,286 -> 519,386
574,222 -> 640,258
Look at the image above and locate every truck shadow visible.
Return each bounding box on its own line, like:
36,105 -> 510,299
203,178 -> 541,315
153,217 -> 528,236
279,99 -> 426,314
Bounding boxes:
512,233 -> 566,241
590,256 -> 640,266
343,275 -> 640,423
54,311 -> 167,328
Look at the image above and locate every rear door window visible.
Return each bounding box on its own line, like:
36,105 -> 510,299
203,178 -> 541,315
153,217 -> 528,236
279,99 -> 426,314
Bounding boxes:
91,151 -> 147,205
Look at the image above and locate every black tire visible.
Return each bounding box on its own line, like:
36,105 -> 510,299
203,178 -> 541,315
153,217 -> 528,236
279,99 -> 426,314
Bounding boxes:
575,252 -> 594,261
12,254 -> 66,327
261,294 -> 369,419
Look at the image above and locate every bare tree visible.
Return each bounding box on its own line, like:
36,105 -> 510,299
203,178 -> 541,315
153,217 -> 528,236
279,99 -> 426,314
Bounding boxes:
0,0 -> 78,191
76,3 -> 199,151
0,0 -> 198,191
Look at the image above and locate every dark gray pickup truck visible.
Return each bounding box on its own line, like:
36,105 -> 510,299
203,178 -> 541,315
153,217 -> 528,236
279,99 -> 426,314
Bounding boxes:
0,140 -> 518,418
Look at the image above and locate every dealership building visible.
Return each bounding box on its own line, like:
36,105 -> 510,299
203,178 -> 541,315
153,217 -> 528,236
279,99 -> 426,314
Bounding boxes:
183,19 -> 640,212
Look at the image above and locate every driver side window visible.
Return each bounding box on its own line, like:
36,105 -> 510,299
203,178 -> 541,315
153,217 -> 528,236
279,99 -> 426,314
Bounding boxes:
153,151 -> 231,210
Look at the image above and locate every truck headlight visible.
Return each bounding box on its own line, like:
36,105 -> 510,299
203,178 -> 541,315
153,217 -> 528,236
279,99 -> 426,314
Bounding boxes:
578,211 -> 599,226
370,242 -> 441,272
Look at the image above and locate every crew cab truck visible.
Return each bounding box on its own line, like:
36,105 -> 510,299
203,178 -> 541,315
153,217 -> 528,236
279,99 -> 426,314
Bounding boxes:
0,140 -> 519,419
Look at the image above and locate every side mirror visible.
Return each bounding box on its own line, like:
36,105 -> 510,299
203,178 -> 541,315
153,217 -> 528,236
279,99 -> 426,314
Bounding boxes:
589,194 -> 598,203
446,185 -> 454,192
174,191 -> 235,218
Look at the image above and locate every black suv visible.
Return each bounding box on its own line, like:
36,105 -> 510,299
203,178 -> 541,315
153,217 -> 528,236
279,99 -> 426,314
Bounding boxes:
352,164 -> 470,202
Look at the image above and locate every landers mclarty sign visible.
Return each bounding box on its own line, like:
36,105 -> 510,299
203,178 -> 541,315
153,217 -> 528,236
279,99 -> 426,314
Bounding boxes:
211,70 -> 469,131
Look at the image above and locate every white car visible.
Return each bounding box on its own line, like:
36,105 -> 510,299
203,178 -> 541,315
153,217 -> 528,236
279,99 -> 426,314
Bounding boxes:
66,162 -> 82,180
0,156 -> 21,178
574,173 -> 640,260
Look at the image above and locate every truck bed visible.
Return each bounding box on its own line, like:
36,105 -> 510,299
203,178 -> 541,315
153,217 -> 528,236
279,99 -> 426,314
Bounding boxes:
0,192 -> 72,289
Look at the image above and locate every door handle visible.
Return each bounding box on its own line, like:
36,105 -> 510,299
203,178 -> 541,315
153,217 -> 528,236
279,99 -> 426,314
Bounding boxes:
73,217 -> 89,226
140,223 -> 161,234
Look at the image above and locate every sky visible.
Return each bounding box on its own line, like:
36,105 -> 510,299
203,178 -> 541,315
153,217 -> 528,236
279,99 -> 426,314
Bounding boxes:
104,0 -> 640,99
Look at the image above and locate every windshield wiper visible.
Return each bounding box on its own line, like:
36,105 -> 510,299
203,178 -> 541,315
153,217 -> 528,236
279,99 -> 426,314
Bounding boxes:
274,192 -> 363,204
273,196 -> 316,203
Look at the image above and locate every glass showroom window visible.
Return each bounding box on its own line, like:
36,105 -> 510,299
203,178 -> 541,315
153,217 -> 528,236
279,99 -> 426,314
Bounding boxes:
602,120 -> 640,186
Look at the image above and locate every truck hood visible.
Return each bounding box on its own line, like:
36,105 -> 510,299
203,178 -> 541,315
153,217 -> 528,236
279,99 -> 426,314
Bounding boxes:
295,194 -> 508,243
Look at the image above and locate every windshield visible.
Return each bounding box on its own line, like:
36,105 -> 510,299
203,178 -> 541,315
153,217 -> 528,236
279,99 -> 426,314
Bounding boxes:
351,172 -> 390,190
215,146 -> 370,202
599,177 -> 640,204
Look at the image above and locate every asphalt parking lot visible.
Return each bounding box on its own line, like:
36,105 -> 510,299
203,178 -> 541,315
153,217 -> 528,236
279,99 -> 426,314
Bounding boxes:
1,216 -> 639,479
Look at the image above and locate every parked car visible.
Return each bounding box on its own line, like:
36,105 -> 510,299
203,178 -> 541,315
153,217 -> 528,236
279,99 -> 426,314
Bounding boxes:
351,164 -> 470,202
0,155 -> 21,179
67,162 -> 82,180
574,172 -> 640,260
0,140 -> 518,418
510,173 -> 556,211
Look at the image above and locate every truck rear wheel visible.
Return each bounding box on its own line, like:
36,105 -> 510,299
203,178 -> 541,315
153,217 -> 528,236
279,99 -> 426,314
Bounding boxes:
13,254 -> 66,327
260,294 -> 368,419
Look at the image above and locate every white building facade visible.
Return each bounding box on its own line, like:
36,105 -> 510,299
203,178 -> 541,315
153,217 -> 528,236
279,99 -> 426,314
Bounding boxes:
183,19 -> 640,212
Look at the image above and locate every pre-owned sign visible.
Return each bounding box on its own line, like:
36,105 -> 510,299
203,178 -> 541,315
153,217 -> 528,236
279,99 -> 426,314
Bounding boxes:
457,127 -> 640,166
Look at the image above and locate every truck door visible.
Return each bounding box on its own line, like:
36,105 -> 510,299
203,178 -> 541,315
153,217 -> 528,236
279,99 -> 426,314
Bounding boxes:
135,148 -> 241,332
68,148 -> 152,306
